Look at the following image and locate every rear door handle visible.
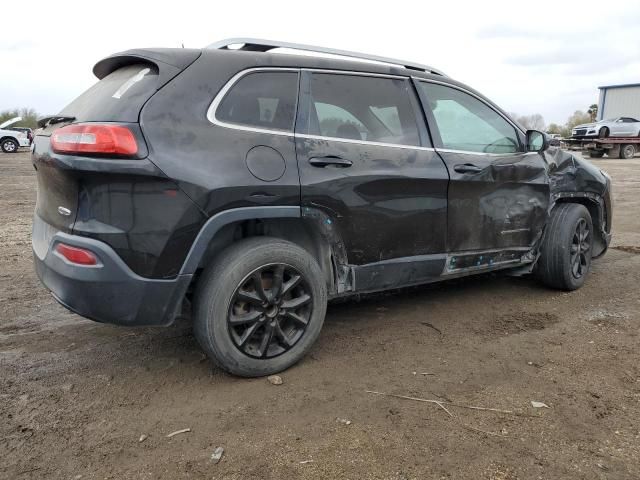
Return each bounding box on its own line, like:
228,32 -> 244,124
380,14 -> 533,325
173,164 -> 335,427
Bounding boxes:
453,163 -> 483,174
309,156 -> 353,168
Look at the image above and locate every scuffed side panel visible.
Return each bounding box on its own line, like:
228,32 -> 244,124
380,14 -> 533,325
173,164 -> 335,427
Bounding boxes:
441,151 -> 550,252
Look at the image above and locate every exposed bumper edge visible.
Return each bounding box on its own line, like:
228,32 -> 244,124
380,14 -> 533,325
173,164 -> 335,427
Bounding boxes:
32,214 -> 192,326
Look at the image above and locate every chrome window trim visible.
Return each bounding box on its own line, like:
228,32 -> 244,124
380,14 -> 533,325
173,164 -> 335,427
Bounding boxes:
297,133 -> 434,151
301,68 -> 407,80
208,67 -> 432,150
413,77 -> 526,136
299,69 -> 429,150
206,67 -> 299,137
436,148 -> 538,157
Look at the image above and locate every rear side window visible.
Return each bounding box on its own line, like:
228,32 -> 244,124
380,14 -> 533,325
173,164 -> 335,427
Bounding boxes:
307,73 -> 421,146
59,63 -> 159,122
215,71 -> 299,132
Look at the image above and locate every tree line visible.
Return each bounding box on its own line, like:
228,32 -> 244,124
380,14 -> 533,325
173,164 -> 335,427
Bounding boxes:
513,104 -> 598,138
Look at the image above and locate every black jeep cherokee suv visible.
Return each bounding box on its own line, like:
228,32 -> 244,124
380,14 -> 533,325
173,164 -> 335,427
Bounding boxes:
33,39 -> 613,376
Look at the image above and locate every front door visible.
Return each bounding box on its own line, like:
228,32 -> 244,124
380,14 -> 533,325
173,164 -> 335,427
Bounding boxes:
415,80 -> 550,253
295,71 -> 449,283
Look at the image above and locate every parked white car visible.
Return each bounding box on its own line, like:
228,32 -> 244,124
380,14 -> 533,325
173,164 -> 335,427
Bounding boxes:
0,117 -> 31,153
572,117 -> 640,139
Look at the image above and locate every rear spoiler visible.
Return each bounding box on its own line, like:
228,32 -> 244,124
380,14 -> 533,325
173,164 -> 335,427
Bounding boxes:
37,115 -> 75,129
92,48 -> 201,84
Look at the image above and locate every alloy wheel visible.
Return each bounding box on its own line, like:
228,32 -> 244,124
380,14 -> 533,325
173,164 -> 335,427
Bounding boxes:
3,141 -> 16,152
570,218 -> 590,279
227,263 -> 313,359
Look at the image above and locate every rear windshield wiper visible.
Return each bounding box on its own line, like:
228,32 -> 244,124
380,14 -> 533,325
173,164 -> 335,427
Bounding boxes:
37,115 -> 76,128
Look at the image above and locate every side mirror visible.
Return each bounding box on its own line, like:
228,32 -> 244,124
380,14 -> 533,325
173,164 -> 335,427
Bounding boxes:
526,130 -> 548,153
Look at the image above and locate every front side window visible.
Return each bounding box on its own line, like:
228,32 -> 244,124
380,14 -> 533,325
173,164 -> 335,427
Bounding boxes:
216,71 -> 298,132
418,82 -> 520,154
307,73 -> 421,146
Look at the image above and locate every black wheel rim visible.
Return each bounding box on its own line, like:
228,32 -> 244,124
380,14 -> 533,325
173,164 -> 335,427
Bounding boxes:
227,263 -> 312,359
570,218 -> 590,279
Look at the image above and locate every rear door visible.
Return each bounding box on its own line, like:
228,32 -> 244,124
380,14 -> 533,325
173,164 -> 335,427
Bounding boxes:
295,70 -> 449,270
415,80 -> 550,253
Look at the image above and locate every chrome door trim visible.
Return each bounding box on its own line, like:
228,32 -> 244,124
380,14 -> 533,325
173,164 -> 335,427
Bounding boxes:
297,133 -> 435,151
207,67 -> 416,138
436,148 -> 539,157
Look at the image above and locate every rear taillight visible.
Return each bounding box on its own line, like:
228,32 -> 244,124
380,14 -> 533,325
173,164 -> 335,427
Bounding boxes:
51,124 -> 138,156
55,243 -> 99,266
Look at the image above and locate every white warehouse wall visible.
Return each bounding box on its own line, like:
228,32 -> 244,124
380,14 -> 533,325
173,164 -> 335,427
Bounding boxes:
598,85 -> 640,120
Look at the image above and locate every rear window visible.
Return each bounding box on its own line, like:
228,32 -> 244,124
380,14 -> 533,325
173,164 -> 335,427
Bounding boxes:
59,63 -> 159,122
215,71 -> 299,132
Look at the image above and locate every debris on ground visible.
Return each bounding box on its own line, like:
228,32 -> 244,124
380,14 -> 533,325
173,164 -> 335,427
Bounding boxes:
267,375 -> 283,385
337,418 -> 352,425
530,401 -> 549,409
166,428 -> 191,438
420,322 -> 442,334
138,434 -> 148,443
367,390 -> 513,414
300,460 -> 314,464
366,390 -> 514,437
210,446 -> 224,464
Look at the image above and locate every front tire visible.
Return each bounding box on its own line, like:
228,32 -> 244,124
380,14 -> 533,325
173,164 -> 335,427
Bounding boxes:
588,150 -> 604,158
1,138 -> 18,153
193,237 -> 327,377
598,127 -> 609,139
537,204 -> 593,291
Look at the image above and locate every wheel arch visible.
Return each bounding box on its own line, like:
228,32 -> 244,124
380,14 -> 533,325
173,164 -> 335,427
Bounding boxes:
181,206 -> 348,295
0,135 -> 19,144
553,195 -> 608,257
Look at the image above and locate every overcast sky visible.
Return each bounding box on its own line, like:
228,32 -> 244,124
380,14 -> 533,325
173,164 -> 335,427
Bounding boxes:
2,0 -> 639,125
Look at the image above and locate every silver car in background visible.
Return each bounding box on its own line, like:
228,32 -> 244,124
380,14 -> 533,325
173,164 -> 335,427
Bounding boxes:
572,117 -> 640,138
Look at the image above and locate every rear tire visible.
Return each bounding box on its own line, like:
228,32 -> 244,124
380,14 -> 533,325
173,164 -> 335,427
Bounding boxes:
620,144 -> 635,159
193,237 -> 327,377
1,138 -> 18,153
537,204 -> 593,291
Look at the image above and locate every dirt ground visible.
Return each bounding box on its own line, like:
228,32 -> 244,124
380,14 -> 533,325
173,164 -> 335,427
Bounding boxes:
1,150 -> 639,480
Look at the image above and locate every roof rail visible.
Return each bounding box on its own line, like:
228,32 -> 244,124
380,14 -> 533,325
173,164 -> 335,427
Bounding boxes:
206,38 -> 446,77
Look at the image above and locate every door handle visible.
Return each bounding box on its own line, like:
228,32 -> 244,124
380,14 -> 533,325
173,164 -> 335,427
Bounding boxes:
453,163 -> 483,174
309,156 -> 353,168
